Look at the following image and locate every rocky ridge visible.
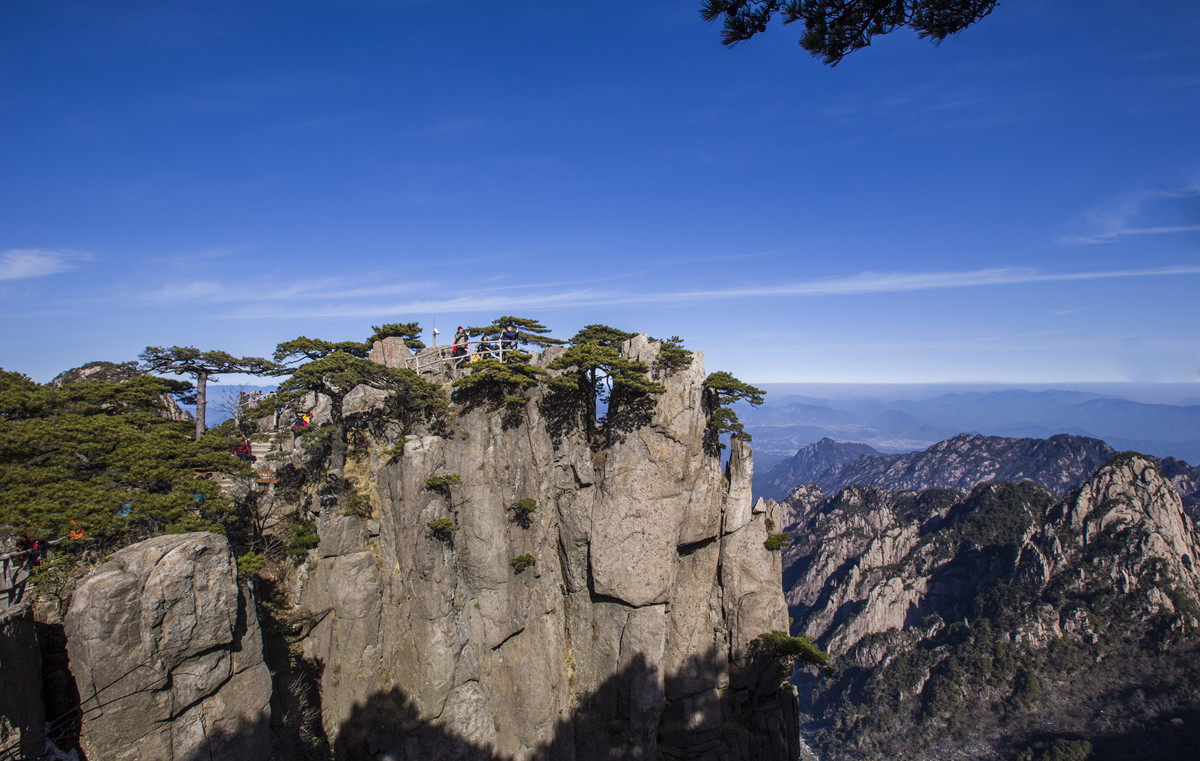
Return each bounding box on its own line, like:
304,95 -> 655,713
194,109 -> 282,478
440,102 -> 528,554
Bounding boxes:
292,335 -> 797,760
765,432 -> 1200,523
754,437 -> 881,502
778,453 -> 1200,759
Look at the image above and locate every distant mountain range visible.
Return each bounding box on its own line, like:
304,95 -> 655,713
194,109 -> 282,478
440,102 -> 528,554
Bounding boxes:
781,454 -> 1200,759
755,433 -> 1200,520
740,386 -> 1200,469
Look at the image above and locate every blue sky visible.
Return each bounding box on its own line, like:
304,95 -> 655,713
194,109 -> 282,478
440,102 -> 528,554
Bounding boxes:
2,0 -> 1198,387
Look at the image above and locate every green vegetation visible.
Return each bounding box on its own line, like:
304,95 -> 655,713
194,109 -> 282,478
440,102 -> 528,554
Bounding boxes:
699,0 -> 998,65
273,338 -> 446,509
140,346 -> 278,439
764,532 -> 791,551
342,491 -> 372,518
466,316 -> 565,348
236,551 -> 267,578
424,474 -> 461,495
511,553 -> 536,573
510,498 -> 537,528
384,437 -> 410,461
452,352 -> 546,413
366,321 -> 425,349
286,519 -> 320,556
756,630 -> 832,672
426,518 -> 459,541
548,325 -> 666,437
512,498 -> 537,514
0,369 -> 239,553
651,335 -> 693,372
703,371 -> 765,447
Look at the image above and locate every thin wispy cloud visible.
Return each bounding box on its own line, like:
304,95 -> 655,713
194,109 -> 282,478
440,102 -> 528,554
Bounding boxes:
210,264 -> 1200,321
0,249 -> 87,281
141,276 -> 436,305
1060,183 -> 1200,244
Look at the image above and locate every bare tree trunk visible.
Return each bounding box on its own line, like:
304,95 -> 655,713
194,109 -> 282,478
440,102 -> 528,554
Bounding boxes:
195,370 -> 208,440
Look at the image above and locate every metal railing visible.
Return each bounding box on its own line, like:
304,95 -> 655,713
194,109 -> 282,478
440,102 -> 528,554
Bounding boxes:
396,339 -> 531,376
0,549 -> 35,612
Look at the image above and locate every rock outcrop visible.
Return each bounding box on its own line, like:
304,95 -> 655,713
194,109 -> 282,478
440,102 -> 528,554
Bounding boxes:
781,453 -> 1200,759
0,602 -> 44,761
296,335 -> 797,760
65,533 -> 271,761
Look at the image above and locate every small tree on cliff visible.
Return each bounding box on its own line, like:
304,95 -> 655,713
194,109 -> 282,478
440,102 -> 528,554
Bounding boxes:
452,352 -> 547,414
704,371 -> 765,450
467,316 -> 566,348
140,346 -> 278,439
273,336 -> 370,362
366,322 -> 425,350
273,338 -> 444,512
547,325 -> 664,439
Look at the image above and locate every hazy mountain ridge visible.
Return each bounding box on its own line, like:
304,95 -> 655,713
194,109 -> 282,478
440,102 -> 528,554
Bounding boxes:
741,387 -> 1200,468
754,437 -> 881,502
760,432 -> 1200,522
779,453 -> 1200,760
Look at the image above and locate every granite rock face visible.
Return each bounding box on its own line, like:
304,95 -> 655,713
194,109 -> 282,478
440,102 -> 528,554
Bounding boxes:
65,533 -> 272,761
297,335 -> 797,760
785,454 -> 1200,660
0,603 -> 43,761
782,453 -> 1200,759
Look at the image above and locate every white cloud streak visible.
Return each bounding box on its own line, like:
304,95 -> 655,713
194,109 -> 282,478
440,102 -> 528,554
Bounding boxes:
1061,184 -> 1200,244
0,249 -> 87,281
211,264 -> 1200,320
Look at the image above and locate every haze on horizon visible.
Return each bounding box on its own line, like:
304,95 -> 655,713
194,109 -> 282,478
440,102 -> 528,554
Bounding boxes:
1,1 -> 1198,388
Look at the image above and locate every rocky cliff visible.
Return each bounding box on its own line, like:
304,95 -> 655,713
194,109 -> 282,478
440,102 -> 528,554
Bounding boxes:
293,335 -> 798,760
65,533 -> 272,761
0,601 -> 43,760
780,453 -> 1200,759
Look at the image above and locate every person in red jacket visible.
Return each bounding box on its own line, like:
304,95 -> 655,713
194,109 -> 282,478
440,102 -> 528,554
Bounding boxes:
231,437 -> 254,463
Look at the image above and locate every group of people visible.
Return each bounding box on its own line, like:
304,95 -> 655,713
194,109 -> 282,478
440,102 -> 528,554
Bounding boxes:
450,323 -> 521,363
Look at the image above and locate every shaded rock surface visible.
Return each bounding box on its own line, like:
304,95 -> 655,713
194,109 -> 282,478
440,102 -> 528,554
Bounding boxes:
297,335 -> 797,760
0,603 -> 44,760
65,532 -> 271,761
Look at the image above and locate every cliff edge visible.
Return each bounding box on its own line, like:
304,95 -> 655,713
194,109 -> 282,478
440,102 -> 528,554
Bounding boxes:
295,335 -> 798,760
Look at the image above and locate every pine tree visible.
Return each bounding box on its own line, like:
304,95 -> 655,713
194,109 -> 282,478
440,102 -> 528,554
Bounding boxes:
700,0 -> 998,65
366,322 -> 425,350
548,326 -> 665,438
467,316 -> 566,348
273,340 -> 445,515
140,346 -> 279,439
704,370 -> 765,445
0,370 -> 239,553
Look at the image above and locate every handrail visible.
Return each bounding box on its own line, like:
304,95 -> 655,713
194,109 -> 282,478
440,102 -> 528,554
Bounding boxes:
0,549 -> 35,608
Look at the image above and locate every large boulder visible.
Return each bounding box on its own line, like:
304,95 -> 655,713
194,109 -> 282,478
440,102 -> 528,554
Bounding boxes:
66,533 -> 271,761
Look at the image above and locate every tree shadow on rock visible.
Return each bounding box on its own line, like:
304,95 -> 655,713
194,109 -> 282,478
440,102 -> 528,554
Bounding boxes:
603,388 -> 657,448
174,647 -> 801,761
540,384 -> 586,449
